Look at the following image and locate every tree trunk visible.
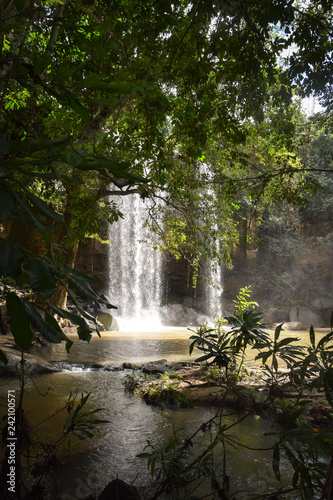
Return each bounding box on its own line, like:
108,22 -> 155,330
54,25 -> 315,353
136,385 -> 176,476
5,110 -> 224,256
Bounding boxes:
48,240 -> 79,310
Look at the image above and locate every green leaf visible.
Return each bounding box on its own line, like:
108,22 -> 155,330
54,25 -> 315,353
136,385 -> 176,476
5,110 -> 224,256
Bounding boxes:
0,238 -> 24,277
24,258 -> 58,298
64,151 -> 148,183
272,446 -> 280,480
64,90 -> 90,121
14,0 -> 25,11
13,191 -> 51,233
47,304 -> 92,342
274,323 -> 283,341
0,350 -> 8,365
39,82 -> 67,104
0,134 -> 9,155
255,351 -> 273,364
189,340 -> 196,355
25,304 -> 73,351
284,407 -> 307,431
22,186 -> 65,223
6,292 -> 33,351
44,310 -> 64,333
0,309 -> 5,335
66,273 -> 101,302
277,337 -> 298,349
8,137 -> 70,155
309,325 -> 315,349
88,97 -> 120,106
74,78 -> 142,94
195,353 -> 214,362
292,469 -> 299,488
272,356 -> 278,372
66,267 -> 101,285
66,289 -> 101,338
0,183 -> 15,223
316,331 -> 333,352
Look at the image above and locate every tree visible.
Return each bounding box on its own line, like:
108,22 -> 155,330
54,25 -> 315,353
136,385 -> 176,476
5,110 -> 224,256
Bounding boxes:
0,0 -> 333,352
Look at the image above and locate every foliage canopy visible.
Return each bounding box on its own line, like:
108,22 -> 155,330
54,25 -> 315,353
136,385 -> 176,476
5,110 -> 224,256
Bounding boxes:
0,0 -> 333,352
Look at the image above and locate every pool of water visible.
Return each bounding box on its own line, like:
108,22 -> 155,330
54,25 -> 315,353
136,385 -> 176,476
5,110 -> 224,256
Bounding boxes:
0,325 -> 327,499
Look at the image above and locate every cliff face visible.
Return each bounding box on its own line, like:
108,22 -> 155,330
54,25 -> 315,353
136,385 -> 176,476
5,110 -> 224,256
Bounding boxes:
75,210 -> 333,327
220,211 -> 333,327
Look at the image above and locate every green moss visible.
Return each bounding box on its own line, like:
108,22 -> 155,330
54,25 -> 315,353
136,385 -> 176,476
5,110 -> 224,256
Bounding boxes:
124,372 -> 192,408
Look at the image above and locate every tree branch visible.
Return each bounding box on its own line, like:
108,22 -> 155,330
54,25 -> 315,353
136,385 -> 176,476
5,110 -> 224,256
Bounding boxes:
102,188 -> 139,197
72,0 -> 134,78
40,2 -> 66,80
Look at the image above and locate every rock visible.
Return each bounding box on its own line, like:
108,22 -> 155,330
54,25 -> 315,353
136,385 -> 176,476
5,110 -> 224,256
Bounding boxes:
0,349 -> 59,376
311,297 -> 333,310
159,304 -> 206,326
96,312 -> 119,331
111,316 -> 119,331
310,298 -> 333,325
98,478 -> 139,500
290,306 -> 325,328
282,321 -> 307,331
261,308 -> 290,326
33,334 -> 50,347
143,359 -> 168,374
122,362 -> 132,369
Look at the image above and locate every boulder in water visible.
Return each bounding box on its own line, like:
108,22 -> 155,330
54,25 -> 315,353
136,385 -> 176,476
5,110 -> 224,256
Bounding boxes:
96,312 -> 119,331
159,304 -> 206,326
261,307 -> 290,326
289,306 -> 325,329
281,321 -> 307,331
311,297 -> 333,310
0,348 -> 59,376
143,359 -> 168,374
98,478 -> 139,500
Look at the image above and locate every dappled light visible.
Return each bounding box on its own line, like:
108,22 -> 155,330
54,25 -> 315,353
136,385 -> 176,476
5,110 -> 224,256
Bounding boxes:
1,0 -> 333,498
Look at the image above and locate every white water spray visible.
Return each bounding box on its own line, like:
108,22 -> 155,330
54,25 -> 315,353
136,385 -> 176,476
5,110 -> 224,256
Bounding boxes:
204,256 -> 223,322
107,194 -> 162,330
200,163 -> 224,322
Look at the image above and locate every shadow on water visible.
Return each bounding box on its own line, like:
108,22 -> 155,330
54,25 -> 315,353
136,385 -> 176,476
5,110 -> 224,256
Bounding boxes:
17,371 -> 293,499
1,326 -> 325,499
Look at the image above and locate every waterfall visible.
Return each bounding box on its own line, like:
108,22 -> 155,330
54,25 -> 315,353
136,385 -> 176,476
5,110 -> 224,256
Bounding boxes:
107,193 -> 162,329
200,162 -> 224,322
106,177 -> 223,328
204,256 -> 223,322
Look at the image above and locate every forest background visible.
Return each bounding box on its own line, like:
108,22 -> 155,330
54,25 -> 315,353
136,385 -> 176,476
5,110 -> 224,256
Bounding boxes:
1,1 -> 333,499
1,0 -> 333,346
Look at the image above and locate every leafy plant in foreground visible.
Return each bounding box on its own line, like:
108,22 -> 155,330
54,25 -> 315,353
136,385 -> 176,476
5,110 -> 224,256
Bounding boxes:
255,323 -> 305,394
0,389 -> 108,499
139,292 -> 333,499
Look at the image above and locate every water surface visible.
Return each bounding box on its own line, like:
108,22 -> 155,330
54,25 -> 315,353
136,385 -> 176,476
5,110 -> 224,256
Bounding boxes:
0,325 -> 325,499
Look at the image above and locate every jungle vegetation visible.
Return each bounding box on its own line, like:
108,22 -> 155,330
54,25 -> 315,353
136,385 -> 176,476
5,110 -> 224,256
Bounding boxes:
1,1 -> 332,348
1,2 -> 333,498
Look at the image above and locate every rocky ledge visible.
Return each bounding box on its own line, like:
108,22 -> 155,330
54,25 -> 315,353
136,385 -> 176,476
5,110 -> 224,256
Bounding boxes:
126,363 -> 333,428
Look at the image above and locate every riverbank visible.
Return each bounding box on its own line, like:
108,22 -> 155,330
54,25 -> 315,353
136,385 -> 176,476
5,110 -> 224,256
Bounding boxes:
1,331 -> 333,429
0,333 -> 60,376
126,362 -> 333,428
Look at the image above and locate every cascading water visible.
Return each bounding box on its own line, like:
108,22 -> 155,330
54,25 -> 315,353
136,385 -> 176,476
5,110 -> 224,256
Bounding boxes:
106,179 -> 223,328
204,254 -> 223,322
107,193 -> 162,329
200,162 -> 224,322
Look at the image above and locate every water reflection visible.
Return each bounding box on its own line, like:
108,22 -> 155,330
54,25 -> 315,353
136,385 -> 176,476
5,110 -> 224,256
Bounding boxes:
17,371 -> 288,499
30,327 -> 194,365
1,326 -> 325,499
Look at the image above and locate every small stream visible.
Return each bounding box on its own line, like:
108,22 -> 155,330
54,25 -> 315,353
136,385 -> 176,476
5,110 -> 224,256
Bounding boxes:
0,327 -> 323,499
